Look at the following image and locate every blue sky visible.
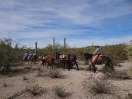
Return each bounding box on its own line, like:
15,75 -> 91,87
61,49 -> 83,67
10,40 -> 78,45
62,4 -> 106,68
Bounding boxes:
0,0 -> 132,48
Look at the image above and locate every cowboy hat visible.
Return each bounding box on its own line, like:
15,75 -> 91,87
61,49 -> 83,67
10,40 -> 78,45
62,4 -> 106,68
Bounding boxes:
94,45 -> 99,47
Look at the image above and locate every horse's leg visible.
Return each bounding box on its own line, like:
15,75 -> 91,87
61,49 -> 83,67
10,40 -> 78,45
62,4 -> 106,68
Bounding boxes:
33,59 -> 34,64
44,60 -> 46,67
106,62 -> 114,70
51,59 -> 54,69
67,60 -> 71,71
49,61 -> 53,69
92,63 -> 96,73
60,60 -> 63,69
62,60 -> 65,70
74,61 -> 79,71
33,56 -> 35,65
63,61 -> 65,70
110,63 -> 114,70
42,60 -> 44,67
46,62 -> 49,68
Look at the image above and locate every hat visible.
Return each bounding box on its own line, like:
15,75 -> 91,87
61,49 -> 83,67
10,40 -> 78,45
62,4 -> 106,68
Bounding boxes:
94,45 -> 99,47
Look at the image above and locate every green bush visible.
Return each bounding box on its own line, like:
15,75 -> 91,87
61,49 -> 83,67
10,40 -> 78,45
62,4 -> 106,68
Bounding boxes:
99,65 -> 114,73
126,93 -> 132,99
112,70 -> 131,79
125,40 -> 132,62
52,85 -> 66,97
0,37 -> 29,73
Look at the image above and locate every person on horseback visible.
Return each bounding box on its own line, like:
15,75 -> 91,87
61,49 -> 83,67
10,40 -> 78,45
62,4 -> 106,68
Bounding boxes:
92,45 -> 101,63
23,51 -> 29,61
24,51 -> 28,57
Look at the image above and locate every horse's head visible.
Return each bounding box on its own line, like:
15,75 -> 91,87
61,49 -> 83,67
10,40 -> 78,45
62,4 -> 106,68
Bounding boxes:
38,56 -> 43,60
84,53 -> 88,61
56,53 -> 60,59
84,53 -> 93,61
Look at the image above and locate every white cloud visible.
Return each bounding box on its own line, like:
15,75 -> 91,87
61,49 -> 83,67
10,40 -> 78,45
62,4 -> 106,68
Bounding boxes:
0,0 -> 132,48
11,35 -> 132,48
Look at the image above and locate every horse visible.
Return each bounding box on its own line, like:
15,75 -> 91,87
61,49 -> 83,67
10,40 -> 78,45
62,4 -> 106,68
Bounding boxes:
56,53 -> 79,71
31,54 -> 37,64
84,53 -> 113,73
56,53 -> 68,69
39,55 -> 46,66
39,55 -> 54,69
68,54 -> 79,71
23,54 -> 37,64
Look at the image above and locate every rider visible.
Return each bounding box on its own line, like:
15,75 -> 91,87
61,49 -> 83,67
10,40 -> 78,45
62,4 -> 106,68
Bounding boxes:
24,51 -> 28,57
92,45 -> 101,63
23,51 -> 28,61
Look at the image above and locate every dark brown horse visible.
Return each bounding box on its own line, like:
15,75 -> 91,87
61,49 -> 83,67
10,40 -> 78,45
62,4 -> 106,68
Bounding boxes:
39,55 -> 54,69
84,53 -> 113,73
56,53 -> 79,71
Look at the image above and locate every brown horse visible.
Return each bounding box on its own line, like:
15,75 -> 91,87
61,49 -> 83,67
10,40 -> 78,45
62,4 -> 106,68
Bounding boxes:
39,55 -> 54,69
31,54 -> 37,64
84,53 -> 113,73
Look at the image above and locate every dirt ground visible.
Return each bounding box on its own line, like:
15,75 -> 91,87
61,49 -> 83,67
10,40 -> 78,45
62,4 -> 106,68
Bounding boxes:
0,61 -> 132,99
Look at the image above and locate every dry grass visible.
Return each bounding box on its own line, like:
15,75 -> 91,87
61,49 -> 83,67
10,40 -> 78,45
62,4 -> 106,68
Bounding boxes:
1,61 -> 132,99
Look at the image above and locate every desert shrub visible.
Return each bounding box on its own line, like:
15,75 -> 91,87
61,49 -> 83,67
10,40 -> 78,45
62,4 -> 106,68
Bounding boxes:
23,75 -> 29,80
52,85 -> 66,97
27,84 -> 44,96
54,59 -> 61,68
104,70 -> 131,79
49,69 -> 62,78
3,81 -> 8,87
107,70 -> 131,79
126,93 -> 132,99
0,37 -> 30,74
37,68 -> 47,76
99,65 -> 114,73
82,74 -> 114,94
83,61 -> 89,65
125,40 -> 132,62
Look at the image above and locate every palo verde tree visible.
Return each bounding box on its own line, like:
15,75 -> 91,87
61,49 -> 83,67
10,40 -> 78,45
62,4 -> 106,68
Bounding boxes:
0,37 -> 27,73
0,37 -> 13,73
125,40 -> 132,62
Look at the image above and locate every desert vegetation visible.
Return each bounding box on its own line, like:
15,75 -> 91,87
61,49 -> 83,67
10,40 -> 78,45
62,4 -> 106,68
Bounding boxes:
0,37 -> 132,99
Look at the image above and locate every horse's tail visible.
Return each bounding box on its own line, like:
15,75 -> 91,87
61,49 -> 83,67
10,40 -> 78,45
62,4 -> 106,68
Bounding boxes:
106,56 -> 114,70
107,56 -> 112,62
23,56 -> 27,61
74,55 -> 77,60
23,56 -> 25,61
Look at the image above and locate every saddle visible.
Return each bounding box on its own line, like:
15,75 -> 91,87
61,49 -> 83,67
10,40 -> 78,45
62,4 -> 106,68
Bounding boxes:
97,55 -> 103,61
96,55 -> 105,64
59,54 -> 69,60
91,55 -> 104,64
